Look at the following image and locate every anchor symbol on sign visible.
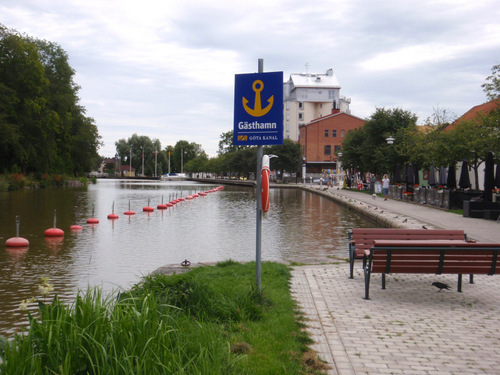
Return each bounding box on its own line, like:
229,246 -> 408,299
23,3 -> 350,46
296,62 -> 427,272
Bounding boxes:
242,80 -> 274,117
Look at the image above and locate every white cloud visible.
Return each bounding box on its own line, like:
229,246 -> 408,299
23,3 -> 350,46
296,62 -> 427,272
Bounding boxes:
1,0 -> 498,157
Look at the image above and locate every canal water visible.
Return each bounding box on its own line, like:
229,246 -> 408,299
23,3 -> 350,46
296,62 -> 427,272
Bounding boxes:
0,179 -> 376,336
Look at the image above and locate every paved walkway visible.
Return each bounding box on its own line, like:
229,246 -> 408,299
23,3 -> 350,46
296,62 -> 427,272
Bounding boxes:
291,187 -> 500,374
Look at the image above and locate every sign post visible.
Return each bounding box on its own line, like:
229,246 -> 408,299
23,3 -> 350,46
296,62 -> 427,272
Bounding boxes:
234,60 -> 283,291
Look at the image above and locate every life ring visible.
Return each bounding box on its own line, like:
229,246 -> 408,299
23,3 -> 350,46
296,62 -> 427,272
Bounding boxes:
261,154 -> 274,213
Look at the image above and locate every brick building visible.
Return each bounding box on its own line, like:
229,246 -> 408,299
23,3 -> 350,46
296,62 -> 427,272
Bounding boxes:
299,109 -> 366,173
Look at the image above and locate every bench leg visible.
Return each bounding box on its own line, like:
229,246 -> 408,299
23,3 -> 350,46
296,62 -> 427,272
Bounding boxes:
457,274 -> 462,292
364,265 -> 371,300
349,252 -> 355,279
382,274 -> 386,289
469,274 -> 474,284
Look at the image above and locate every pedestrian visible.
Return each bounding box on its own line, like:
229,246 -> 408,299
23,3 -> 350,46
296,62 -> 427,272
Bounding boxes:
382,174 -> 390,200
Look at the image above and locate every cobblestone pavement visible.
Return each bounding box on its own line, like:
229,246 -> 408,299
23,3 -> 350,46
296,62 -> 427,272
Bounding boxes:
291,187 -> 500,374
292,263 -> 500,375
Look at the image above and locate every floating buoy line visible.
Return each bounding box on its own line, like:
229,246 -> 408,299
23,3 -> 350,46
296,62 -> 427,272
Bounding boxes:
4,185 -> 225,250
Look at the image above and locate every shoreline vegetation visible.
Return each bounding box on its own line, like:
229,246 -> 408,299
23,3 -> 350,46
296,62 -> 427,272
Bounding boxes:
0,261 -> 328,374
0,173 -> 94,191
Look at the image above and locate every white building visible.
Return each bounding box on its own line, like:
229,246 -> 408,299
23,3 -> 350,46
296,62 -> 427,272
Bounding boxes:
283,68 -> 351,141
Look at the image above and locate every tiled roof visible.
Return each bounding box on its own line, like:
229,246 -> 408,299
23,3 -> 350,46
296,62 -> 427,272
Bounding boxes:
444,99 -> 500,132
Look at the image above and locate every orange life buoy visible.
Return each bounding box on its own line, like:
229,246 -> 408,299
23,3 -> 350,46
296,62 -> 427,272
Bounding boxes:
261,166 -> 270,212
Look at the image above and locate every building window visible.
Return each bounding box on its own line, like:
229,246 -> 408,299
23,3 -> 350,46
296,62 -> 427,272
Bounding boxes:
324,129 -> 329,137
334,145 -> 341,153
286,123 -> 290,132
298,102 -> 304,109
324,145 -> 331,155
341,130 -> 345,138
298,112 -> 304,120
332,130 -> 337,138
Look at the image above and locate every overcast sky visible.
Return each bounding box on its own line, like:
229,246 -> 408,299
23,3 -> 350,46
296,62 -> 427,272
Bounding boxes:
2,0 -> 499,157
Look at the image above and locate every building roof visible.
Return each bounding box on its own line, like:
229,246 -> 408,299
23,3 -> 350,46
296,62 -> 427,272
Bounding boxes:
288,68 -> 341,89
444,99 -> 500,132
305,111 -> 366,126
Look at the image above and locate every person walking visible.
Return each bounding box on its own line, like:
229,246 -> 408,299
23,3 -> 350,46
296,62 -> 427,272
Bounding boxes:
382,174 -> 390,200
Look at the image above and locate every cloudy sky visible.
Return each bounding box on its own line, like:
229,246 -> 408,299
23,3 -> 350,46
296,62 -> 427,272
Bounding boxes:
2,0 -> 499,157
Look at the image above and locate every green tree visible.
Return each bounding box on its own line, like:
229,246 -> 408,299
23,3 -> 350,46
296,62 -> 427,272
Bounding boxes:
0,24 -> 100,174
218,130 -> 246,155
482,64 -> 500,101
264,139 -> 302,178
340,108 -> 418,176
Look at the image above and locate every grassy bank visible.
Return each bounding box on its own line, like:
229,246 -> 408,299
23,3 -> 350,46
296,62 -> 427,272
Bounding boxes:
0,173 -> 92,191
0,261 -> 326,374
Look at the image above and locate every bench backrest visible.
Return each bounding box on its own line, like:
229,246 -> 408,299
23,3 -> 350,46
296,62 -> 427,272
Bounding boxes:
350,228 -> 467,258
368,242 -> 500,275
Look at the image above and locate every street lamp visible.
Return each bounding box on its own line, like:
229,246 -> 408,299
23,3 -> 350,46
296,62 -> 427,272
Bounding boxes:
141,146 -> 144,177
129,146 -> 132,178
386,136 -> 395,144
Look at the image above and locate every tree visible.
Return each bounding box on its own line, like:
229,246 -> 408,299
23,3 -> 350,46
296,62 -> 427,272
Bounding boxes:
0,24 -> 100,175
447,109 -> 500,189
115,134 -> 164,176
264,139 -> 302,177
218,130 -> 246,155
171,140 -> 205,173
482,64 -> 500,101
340,108 -> 418,176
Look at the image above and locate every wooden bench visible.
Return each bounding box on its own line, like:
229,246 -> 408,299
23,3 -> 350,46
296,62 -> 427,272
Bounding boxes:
348,228 -> 470,279
363,240 -> 500,299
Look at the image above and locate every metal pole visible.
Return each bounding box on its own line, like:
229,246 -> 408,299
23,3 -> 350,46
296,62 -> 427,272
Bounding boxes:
141,146 -> 144,177
155,147 -> 157,177
181,147 -> 183,174
256,58 -> 264,292
129,146 -> 132,177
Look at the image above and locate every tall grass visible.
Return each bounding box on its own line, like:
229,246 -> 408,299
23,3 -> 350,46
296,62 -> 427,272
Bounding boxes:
0,262 -> 321,374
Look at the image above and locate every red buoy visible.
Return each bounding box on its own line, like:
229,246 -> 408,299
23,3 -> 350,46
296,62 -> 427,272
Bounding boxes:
6,216 -> 29,247
158,195 -> 168,209
143,198 -> 154,212
107,201 -> 119,219
124,200 -> 135,215
6,236 -> 29,247
45,210 -> 64,237
87,204 -> 99,224
70,207 -> 83,231
178,197 -> 185,202
45,227 -> 64,237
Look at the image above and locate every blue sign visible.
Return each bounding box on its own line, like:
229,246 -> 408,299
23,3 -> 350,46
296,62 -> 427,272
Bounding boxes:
233,71 -> 283,146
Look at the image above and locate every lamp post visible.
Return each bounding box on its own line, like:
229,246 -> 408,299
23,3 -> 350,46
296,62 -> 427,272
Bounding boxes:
154,147 -> 157,178
129,146 -> 132,177
141,146 -> 144,177
181,147 -> 184,174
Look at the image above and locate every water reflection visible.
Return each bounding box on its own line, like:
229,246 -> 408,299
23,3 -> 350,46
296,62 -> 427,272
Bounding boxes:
0,180 -> 376,335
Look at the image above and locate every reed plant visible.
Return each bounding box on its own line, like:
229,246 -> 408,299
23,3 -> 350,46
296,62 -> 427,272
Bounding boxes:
0,262 -> 323,374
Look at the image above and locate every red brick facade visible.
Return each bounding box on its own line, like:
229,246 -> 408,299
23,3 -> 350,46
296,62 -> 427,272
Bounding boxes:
299,110 -> 366,173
